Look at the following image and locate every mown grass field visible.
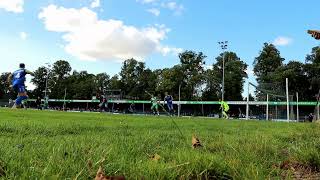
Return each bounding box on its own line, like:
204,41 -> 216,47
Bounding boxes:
0,108 -> 320,179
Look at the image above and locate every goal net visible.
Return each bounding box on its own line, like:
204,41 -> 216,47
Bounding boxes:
246,78 -> 296,121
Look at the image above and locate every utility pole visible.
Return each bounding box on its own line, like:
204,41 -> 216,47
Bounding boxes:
44,63 -> 51,109
218,41 -> 228,101
218,41 -> 228,118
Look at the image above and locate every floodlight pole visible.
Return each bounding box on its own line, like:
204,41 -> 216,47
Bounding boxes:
44,63 -> 51,109
218,41 -> 228,102
266,94 -> 269,121
44,63 -> 51,98
296,92 -> 299,122
286,78 -> 290,122
246,81 -> 249,120
218,41 -> 228,118
178,83 -> 181,117
63,88 -> 67,111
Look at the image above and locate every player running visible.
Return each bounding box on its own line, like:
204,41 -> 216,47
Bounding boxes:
151,95 -> 160,116
7,63 -> 34,108
164,92 -> 174,116
219,99 -> 229,119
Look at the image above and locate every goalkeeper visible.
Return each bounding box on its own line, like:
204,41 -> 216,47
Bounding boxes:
219,99 -> 229,119
151,95 -> 160,116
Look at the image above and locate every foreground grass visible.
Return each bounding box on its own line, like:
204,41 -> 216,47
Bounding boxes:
0,109 -> 320,179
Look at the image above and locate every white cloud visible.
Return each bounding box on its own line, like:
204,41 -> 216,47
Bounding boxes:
158,46 -> 183,56
38,5 -> 180,62
137,0 -> 157,4
90,0 -> 100,8
161,1 -> 184,15
19,32 -> 27,40
137,0 -> 184,15
0,0 -> 24,13
273,36 -> 293,46
147,8 -> 160,16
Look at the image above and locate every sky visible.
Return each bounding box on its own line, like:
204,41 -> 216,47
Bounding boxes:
0,0 -> 319,95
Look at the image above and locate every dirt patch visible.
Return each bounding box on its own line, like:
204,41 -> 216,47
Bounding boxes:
184,169 -> 233,180
279,160 -> 320,179
95,166 -> 125,180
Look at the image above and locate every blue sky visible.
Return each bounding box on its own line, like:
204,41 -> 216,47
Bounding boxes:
0,0 -> 319,93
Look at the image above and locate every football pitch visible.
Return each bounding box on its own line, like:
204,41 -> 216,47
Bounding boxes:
0,109 -> 319,179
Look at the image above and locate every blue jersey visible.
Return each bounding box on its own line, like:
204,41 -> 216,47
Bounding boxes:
164,95 -> 173,104
12,69 -> 27,86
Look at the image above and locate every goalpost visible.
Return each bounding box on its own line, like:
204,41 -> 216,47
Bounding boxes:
246,78 -> 297,122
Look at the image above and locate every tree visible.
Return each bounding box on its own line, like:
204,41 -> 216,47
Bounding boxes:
95,73 -> 110,94
49,60 -> 72,98
272,61 -> 310,100
253,43 -> 284,99
31,66 -> 49,98
306,46 -> 320,64
52,60 -> 72,80
305,46 -> 320,100
67,71 -> 95,99
156,66 -> 184,98
202,68 -> 220,101
120,58 -> 143,97
119,58 -> 157,99
0,72 -> 12,99
253,43 -> 284,83
136,68 -> 157,99
109,75 -> 122,90
178,51 -> 206,100
211,51 -> 248,100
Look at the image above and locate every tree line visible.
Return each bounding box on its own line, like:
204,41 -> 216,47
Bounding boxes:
0,43 -> 319,101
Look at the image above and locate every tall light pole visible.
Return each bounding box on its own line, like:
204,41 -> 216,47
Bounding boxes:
218,41 -> 228,101
44,63 -> 51,109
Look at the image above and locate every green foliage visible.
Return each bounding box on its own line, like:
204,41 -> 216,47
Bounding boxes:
253,44 -> 320,101
211,52 -> 248,101
119,58 -> 157,99
31,66 -> 49,98
179,51 -> 206,100
254,43 -> 284,82
0,73 -> 11,98
156,66 -> 184,98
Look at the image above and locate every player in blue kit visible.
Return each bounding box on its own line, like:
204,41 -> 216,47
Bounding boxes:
164,92 -> 174,116
7,63 -> 34,108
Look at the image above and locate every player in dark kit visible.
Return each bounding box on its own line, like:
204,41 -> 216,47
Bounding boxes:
164,92 -> 174,116
7,63 -> 34,108
98,94 -> 108,112
36,96 -> 42,110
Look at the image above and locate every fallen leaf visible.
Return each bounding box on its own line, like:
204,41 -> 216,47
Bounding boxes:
95,166 -> 125,180
192,134 -> 202,148
151,154 -> 161,161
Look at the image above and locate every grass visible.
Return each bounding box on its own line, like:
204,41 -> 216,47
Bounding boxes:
0,108 -> 320,179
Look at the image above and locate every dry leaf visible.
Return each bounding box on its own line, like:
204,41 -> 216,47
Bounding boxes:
151,154 -> 161,161
95,166 -> 125,180
192,134 -> 202,148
